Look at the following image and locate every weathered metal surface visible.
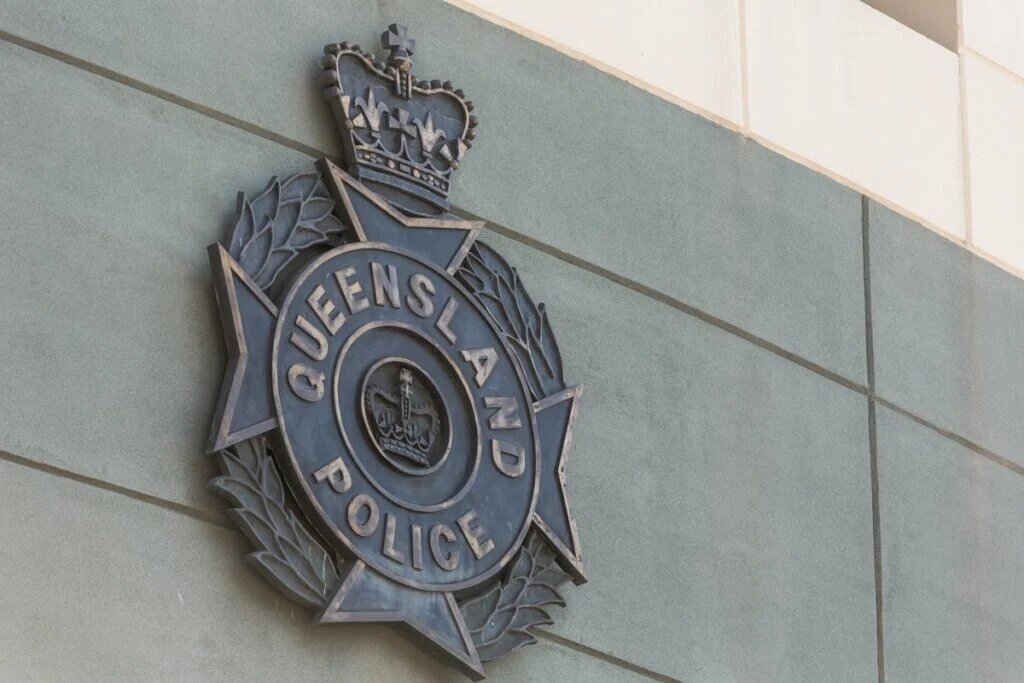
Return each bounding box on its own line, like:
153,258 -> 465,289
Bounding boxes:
320,23 -> 478,217
205,24 -> 584,680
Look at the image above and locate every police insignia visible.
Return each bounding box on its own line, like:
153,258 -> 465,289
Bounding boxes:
205,24 -> 585,679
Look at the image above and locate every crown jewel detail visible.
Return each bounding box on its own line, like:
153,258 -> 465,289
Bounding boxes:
321,24 -> 478,216
365,366 -> 440,467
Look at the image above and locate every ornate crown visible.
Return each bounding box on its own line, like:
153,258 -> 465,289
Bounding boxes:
365,368 -> 440,467
321,24 -> 478,216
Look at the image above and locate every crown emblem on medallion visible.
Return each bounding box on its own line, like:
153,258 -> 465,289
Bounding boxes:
321,24 -> 478,217
365,366 -> 441,467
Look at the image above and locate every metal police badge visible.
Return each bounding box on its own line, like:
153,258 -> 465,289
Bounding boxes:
205,24 -> 584,679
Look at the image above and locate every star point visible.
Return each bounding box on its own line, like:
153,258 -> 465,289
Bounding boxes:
531,385 -> 586,585
317,158 -> 482,274
318,561 -> 485,680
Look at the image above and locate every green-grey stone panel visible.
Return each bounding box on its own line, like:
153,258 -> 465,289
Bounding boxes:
0,41 -> 876,678
0,41 -> 308,514
877,406 -> 1024,681
0,0 -> 868,383
481,234 -> 877,681
0,460 -> 646,682
869,200 -> 1024,467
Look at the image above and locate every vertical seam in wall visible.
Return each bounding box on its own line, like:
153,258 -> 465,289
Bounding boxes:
862,195 -> 885,683
956,0 -> 974,244
737,0 -> 752,132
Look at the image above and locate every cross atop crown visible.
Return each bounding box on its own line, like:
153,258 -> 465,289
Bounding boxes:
321,23 -> 476,214
382,23 -> 415,71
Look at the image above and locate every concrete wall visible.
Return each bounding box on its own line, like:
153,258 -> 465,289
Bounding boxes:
0,1 -> 1022,680
453,0 -> 1024,284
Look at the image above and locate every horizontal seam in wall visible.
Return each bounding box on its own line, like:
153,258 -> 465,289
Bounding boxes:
961,44 -> 1024,90
470,216 -> 871,397
534,629 -> 681,682
1,31 -> 1022,479
0,448 -> 233,530
874,398 -> 1024,476
0,447 -> 679,681
0,29 -> 331,162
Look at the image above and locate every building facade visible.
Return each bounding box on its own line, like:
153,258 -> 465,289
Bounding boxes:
1,1 -> 1023,680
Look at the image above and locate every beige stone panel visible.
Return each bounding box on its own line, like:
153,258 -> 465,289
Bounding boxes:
962,0 -> 1024,78
745,0 -> 965,237
447,0 -> 744,124
963,53 -> 1024,272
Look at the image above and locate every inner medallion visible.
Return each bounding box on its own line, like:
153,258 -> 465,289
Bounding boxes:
361,358 -> 452,476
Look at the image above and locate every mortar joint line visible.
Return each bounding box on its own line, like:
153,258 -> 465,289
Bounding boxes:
534,630 -> 681,682
862,196 -> 886,683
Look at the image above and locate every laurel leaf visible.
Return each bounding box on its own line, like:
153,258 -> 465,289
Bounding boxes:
509,606 -> 553,632
287,508 -> 339,590
208,476 -> 263,510
461,582 -> 501,633
273,200 -> 303,247
228,196 -> 255,256
534,566 -> 571,587
477,606 -> 517,645
519,583 -> 565,608
216,447 -> 257,489
228,508 -> 281,557
247,551 -> 325,608
510,543 -> 534,578
227,169 -> 346,290
476,630 -> 535,661
300,197 -> 335,224
251,178 -> 281,227
257,450 -> 285,506
497,576 -> 528,610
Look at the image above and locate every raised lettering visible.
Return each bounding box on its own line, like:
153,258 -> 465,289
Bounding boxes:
407,273 -> 435,318
383,513 -> 406,564
461,347 -> 499,387
287,363 -> 325,402
313,457 -> 352,493
290,315 -> 328,361
334,266 -> 370,314
491,439 -> 526,478
411,524 -> 423,570
347,494 -> 380,537
435,297 -> 458,344
371,261 -> 401,308
484,396 -> 522,430
429,523 -> 459,571
306,284 -> 345,335
457,509 -> 495,560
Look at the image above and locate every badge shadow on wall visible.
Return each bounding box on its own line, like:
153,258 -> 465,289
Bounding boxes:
204,24 -> 585,680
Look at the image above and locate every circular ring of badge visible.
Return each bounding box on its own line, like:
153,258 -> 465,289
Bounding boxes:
271,242 -> 540,592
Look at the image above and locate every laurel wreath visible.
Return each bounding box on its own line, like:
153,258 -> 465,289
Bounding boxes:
209,438 -> 340,608
456,242 -> 565,402
212,169 -> 572,663
228,171 -> 346,291
460,534 -> 571,660
209,438 -> 569,659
